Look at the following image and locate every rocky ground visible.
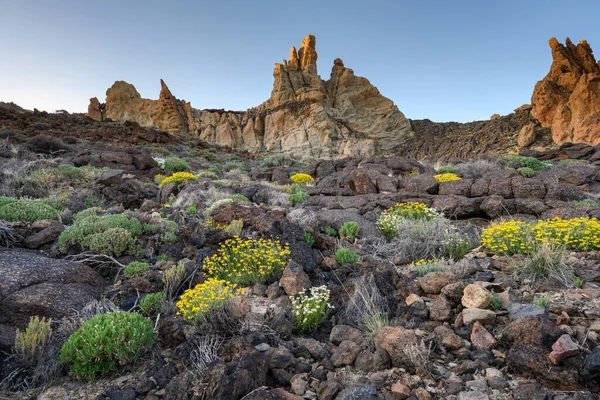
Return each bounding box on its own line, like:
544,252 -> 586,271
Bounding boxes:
1,104 -> 600,400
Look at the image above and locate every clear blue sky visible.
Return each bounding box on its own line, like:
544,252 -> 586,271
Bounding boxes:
1,0 -> 599,122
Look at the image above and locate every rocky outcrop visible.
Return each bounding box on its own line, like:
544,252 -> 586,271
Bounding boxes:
531,38 -> 600,145
88,35 -> 414,159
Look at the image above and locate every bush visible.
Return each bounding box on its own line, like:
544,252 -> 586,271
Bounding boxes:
433,173 -> 461,183
193,149 -> 217,161
26,134 -> 71,154
163,261 -> 186,299
291,286 -> 333,332
222,160 -> 248,172
410,259 -> 438,276
176,278 -> 242,325
59,311 -> 155,381
499,155 -> 549,171
158,172 -> 198,187
0,197 -> 59,222
197,170 -> 218,179
376,202 -> 439,238
223,219 -> 244,234
229,194 -> 249,202
454,159 -> 503,179
533,294 -> 551,308
59,213 -> 142,256
163,157 -> 190,172
481,220 -> 534,255
203,198 -> 233,217
517,167 -> 535,178
290,173 -> 314,183
203,236 -> 291,287
123,261 -> 149,276
438,165 -> 456,174
304,230 -> 314,247
324,226 -> 338,237
187,205 -> 197,216
260,154 -> 301,168
157,254 -> 170,262
335,248 -> 359,264
572,199 -> 600,207
31,164 -> 103,187
288,185 -> 309,204
14,316 -> 52,366
140,292 -> 167,314
339,221 -> 359,241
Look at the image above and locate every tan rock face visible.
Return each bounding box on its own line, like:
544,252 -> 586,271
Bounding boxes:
88,35 -> 413,159
531,37 -> 600,145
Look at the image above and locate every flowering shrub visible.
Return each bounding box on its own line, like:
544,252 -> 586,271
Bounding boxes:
291,285 -> 333,332
410,259 -> 438,275
481,217 -> 600,255
376,202 -> 438,238
176,278 -> 243,324
290,173 -> 314,184
203,236 -> 291,286
159,172 -> 198,187
433,173 -> 462,183
59,311 -> 155,381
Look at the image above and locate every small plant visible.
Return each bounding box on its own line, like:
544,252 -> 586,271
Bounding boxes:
572,199 -> 600,207
444,235 -> 473,260
203,236 -> 290,287
376,202 -> 439,238
123,261 -> 150,277
573,277 -> 585,288
0,197 -> 59,222
229,194 -> 249,202
410,259 -> 438,276
159,172 -> 198,187
223,219 -> 244,234
203,198 -> 233,217
433,173 -> 462,183
291,285 -> 333,332
157,254 -> 170,262
288,185 -> 309,204
438,165 -> 456,174
197,170 -> 219,179
339,221 -> 359,242
344,276 -> 389,343
510,242 -> 573,286
58,311 -> 155,381
499,155 -> 549,171
290,173 -> 314,184
517,167 -> 535,178
163,157 -> 190,172
186,205 -> 197,216
260,154 -> 301,168
139,292 -> 167,314
193,149 -> 217,161
14,316 -> 52,366
304,230 -> 314,248
335,248 -> 359,264
222,159 -> 248,172
533,294 -> 551,308
154,174 -> 166,185
176,278 -> 243,325
324,226 -> 338,237
489,290 -> 503,310
163,261 -> 186,300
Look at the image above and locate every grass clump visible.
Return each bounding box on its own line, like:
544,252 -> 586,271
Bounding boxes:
335,248 -> 359,264
260,153 -> 301,168
517,167 -> 535,178
533,294 -> 551,308
163,157 -> 190,172
509,243 -> 573,286
290,173 -> 314,184
291,286 -> 333,333
344,276 -> 389,343
59,213 -> 142,256
203,198 -> 233,217
31,164 -> 103,187
288,185 -> 309,204
222,159 -> 248,172
139,292 -> 166,314
339,221 -> 359,241
157,254 -> 170,262
123,261 -> 150,277
573,277 -> 584,288
186,205 -> 197,216
14,316 -> 52,366
304,230 -> 314,247
203,236 -> 291,287
176,278 -> 243,325
163,261 -> 186,300
58,311 -> 155,381
433,173 -> 462,183
376,202 -> 439,238
158,171 -> 198,187
0,197 -> 59,222
223,219 -> 244,234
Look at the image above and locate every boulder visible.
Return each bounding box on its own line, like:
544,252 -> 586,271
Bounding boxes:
471,321 -> 497,351
373,326 -> 419,367
279,261 -> 311,297
548,334 -> 580,365
418,272 -> 454,294
461,284 -> 493,309
503,316 -> 563,349
517,122 -> 537,147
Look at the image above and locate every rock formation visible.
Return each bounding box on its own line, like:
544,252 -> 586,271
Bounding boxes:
531,38 -> 600,145
88,34 -> 414,159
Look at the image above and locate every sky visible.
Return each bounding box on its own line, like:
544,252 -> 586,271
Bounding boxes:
1,1 -> 599,123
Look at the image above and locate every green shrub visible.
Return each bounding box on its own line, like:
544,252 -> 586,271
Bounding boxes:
517,167 -> 535,178
59,214 -> 142,255
73,207 -> 102,221
438,165 -> 456,174
157,254 -> 170,262
161,231 -> 178,244
143,224 -> 158,233
489,290 -> 503,310
533,294 -> 550,308
229,194 -> 249,202
197,170 -> 218,179
187,205 -> 197,216
291,286 -> 333,333
573,277 -> 584,288
339,221 -> 359,241
0,197 -> 59,222
288,185 -> 309,204
304,230 -> 314,247
324,226 -> 338,237
14,316 -> 52,366
499,155 -> 549,171
444,234 -> 473,260
163,157 -> 189,172
140,292 -> 166,314
572,199 -> 600,207
31,164 -> 104,186
222,160 -> 247,172
260,154 -> 301,168
58,311 -> 155,381
193,149 -> 217,161
123,261 -> 149,276
410,260 -> 439,276
203,198 -> 233,217
335,248 -> 359,264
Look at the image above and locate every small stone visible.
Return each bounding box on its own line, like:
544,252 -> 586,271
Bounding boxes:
290,373 -> 308,396
441,282 -> 467,303
434,326 -> 464,350
390,382 -> 410,399
331,340 -> 360,367
462,308 -> 496,325
457,391 -> 490,400
405,293 -> 424,306
255,343 -> 271,352
461,284 -> 493,309
418,272 -> 454,294
279,261 -> 311,296
548,334 -> 580,365
582,348 -> 600,377
429,294 -> 453,321
485,367 -> 506,389
330,324 -> 364,345
471,321 -> 497,351
414,387 -> 432,400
